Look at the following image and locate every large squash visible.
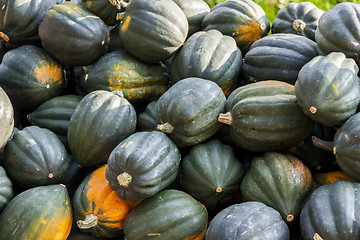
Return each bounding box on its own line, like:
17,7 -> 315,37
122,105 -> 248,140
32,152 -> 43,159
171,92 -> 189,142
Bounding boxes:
0,86 -> 13,149
0,184 -> 73,240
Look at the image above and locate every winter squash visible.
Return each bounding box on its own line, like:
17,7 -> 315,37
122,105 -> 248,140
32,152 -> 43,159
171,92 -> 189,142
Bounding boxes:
0,86 -> 13,149
314,171 -> 355,187
205,202 -> 290,240
123,189 -> 208,240
68,90 -> 136,167
82,0 -> 127,26
137,100 -> 159,132
0,184 -> 73,240
0,166 -> 13,212
38,1 -> 110,66
73,164 -> 139,238
106,131 -> 181,202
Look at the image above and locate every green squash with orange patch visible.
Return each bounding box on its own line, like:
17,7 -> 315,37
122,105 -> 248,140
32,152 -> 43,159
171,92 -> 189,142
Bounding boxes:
0,45 -> 66,109
73,164 -> 139,238
82,49 -> 169,103
201,0 -> 270,54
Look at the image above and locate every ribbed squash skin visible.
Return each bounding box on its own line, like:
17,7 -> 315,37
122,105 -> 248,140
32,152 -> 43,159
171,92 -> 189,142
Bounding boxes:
332,112 -> 360,182
221,80 -> 314,152
172,0 -> 210,36
38,2 -> 110,66
300,181 -> 360,240
137,100 -> 159,132
82,0 -> 123,26
201,0 -> 270,53
73,165 -> 139,238
123,189 -> 208,240
271,2 -> 324,41
205,202 -> 290,240
295,52 -> 360,127
0,86 -> 13,149
0,0 -> 65,49
106,131 -> 181,202
181,139 -> 244,210
0,45 -> 66,109
27,95 -> 82,148
0,184 -> 73,240
169,30 -> 242,96
119,0 -> 188,63
3,126 -> 71,189
83,50 -> 169,103
156,77 -> 226,148
0,166 -> 13,212
242,33 -> 318,85
240,152 -> 313,224
68,90 -> 136,167
315,2 -> 360,59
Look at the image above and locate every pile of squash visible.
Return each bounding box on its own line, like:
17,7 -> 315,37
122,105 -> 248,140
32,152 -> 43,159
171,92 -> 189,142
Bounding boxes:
1,0 -> 360,239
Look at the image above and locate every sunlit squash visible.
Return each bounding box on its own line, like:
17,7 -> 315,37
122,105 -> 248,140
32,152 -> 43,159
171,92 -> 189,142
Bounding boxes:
0,184 -> 73,240
73,164 -> 139,238
0,86 -> 13,149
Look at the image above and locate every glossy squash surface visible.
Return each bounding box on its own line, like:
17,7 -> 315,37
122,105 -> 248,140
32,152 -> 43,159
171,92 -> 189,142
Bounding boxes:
0,86 -> 13,149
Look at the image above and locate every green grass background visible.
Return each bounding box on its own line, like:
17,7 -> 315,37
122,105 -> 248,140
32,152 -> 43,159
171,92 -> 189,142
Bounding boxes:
205,0 -> 360,23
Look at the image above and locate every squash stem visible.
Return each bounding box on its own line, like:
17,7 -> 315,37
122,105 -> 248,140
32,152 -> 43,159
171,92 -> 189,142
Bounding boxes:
286,214 -> 294,223
0,32 -> 9,42
117,172 -> 132,187
157,122 -> 174,134
313,233 -> 324,240
218,112 -> 232,125
77,214 -> 98,230
293,19 -> 306,32
312,136 -> 334,152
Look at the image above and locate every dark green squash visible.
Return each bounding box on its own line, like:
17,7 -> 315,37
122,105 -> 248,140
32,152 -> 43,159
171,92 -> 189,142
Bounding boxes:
108,24 -> 123,52
300,181 -> 360,240
0,45 -> 66,109
82,49 -> 169,103
106,131 -> 181,202
3,126 -> 71,189
295,52 -> 360,127
205,202 -> 290,240
241,33 -> 318,85
82,0 -> 127,26
218,80 -> 314,152
181,139 -> 244,210
137,100 -> 159,132
119,0 -> 188,63
27,95 -> 82,149
201,0 -> 270,54
0,184 -> 73,240
123,189 -> 208,240
38,1 -> 110,66
271,2 -> 324,41
240,152 -> 314,224
0,166 -> 13,212
315,2 -> 360,60
169,29 -> 242,96
156,77 -> 226,148
68,90 -> 136,167
0,86 -> 13,149
0,42 -> 7,62
0,0 -> 65,49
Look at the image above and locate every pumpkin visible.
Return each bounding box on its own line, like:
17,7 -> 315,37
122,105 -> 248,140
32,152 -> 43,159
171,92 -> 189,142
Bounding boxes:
123,189 -> 208,240
205,202 -> 290,240
240,152 -> 314,224
295,52 -> 360,127
0,0 -> 65,49
27,95 -> 82,149
180,139 -> 244,210
0,184 -> 72,240
0,166 -> 13,212
119,0 -> 188,63
73,164 -> 139,238
68,90 -> 136,167
0,45 -> 66,109
156,77 -> 226,148
38,1 -> 110,66
82,49 -> 169,103
137,100 -> 159,132
106,131 -> 181,202
271,2 -> 324,41
0,86 -> 13,149
300,181 -> 360,240
241,33 -> 318,85
201,0 -> 270,53
169,29 -> 242,96
218,80 -> 314,152
82,0 -> 127,26
315,2 -> 360,60
3,126 -> 71,189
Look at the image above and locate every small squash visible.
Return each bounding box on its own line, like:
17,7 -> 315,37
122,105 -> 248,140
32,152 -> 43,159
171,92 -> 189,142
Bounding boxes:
0,166 -> 13,212
82,0 -> 127,26
137,100 -> 159,132
73,164 -> 139,238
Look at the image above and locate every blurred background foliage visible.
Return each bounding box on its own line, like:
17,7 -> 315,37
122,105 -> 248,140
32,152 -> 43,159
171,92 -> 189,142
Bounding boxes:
204,0 -> 360,22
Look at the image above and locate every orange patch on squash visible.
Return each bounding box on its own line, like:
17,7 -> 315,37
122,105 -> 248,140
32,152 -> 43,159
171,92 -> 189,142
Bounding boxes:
34,63 -> 63,86
232,21 -> 266,52
121,15 -> 131,32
